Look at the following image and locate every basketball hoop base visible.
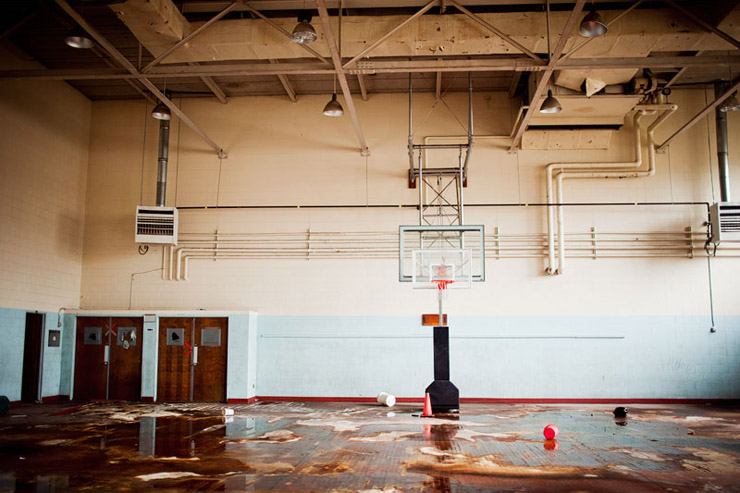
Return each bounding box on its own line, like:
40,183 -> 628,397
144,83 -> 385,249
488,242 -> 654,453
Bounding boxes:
426,326 -> 460,413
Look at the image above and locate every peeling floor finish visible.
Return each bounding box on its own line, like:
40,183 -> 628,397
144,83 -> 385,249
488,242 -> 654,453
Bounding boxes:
0,402 -> 739,491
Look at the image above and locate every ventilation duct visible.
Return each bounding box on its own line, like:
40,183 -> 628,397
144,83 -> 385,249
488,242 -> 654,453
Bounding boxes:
710,203 -> 740,243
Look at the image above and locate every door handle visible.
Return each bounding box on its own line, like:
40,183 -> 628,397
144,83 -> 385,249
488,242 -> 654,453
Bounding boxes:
193,346 -> 199,366
104,345 -> 110,365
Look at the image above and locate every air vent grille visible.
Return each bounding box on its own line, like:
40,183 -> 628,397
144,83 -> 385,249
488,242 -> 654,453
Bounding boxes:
710,202 -> 740,243
135,206 -> 178,245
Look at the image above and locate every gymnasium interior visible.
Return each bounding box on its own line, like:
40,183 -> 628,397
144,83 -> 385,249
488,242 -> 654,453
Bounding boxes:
1,0 -> 739,491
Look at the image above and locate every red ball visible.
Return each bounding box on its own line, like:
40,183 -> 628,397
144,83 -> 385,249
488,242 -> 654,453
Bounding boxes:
543,424 -> 559,439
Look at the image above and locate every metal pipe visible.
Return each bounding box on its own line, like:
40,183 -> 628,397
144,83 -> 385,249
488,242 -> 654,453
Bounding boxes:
715,83 -> 732,202
554,104 -> 678,274
409,73 -> 415,182
463,71 -> 474,181
156,117 -> 170,207
545,111 -> 644,274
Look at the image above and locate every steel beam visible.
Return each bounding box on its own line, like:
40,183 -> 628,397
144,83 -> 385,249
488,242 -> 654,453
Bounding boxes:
269,59 -> 297,102
509,0 -> 586,152
662,0 -> 740,51
657,77 -> 740,152
507,71 -> 522,98
4,54 -> 740,80
357,74 -> 369,101
316,0 -> 370,156
244,5 -> 331,65
560,0 -> 644,61
142,1 -> 240,73
55,0 -> 227,158
447,0 -> 544,62
343,0 -> 437,68
187,62 -> 228,103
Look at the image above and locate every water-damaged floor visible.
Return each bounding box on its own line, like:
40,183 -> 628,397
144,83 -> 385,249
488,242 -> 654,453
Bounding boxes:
0,401 -> 739,491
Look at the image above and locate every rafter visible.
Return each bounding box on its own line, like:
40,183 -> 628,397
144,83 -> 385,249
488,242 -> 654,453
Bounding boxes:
316,0 -> 370,156
55,0 -> 226,158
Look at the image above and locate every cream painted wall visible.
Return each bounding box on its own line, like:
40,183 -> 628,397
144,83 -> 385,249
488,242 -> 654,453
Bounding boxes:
0,44 -> 91,312
80,87 -> 739,317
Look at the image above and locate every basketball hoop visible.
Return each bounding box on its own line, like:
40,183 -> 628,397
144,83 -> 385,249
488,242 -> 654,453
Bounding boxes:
432,279 -> 455,290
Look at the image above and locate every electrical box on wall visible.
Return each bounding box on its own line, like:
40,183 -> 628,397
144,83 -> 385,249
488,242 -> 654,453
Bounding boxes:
135,206 -> 178,245
710,202 -> 740,243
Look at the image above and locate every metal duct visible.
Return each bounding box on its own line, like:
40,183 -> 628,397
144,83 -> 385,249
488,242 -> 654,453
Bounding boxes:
156,117 -> 170,207
715,83 -> 732,202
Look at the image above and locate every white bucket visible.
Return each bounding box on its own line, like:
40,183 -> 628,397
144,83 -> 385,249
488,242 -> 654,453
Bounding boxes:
376,392 -> 396,407
222,408 -> 234,416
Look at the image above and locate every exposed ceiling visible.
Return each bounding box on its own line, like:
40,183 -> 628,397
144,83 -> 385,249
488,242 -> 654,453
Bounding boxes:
2,0 -> 740,155
2,0 -> 740,102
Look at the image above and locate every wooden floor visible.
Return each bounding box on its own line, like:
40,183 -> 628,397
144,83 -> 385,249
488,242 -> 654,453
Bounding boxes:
1,401 -> 739,491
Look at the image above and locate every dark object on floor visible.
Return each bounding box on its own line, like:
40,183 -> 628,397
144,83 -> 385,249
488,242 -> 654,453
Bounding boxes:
426,326 -> 459,412
0,396 -> 9,414
613,406 -> 628,418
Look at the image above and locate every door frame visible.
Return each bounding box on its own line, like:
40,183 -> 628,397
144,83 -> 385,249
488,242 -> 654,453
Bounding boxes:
22,312 -> 45,403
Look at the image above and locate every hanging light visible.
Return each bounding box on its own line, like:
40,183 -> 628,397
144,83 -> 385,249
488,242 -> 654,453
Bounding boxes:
540,89 -> 562,114
323,93 -> 344,117
291,11 -> 317,44
579,6 -> 608,38
65,27 -> 93,49
720,92 -> 740,113
151,91 -> 172,120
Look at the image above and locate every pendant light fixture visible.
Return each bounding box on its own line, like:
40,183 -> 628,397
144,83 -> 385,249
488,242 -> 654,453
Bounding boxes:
579,4 -> 608,38
323,77 -> 344,117
720,92 -> 740,113
65,26 -> 93,49
151,90 -> 172,120
291,10 -> 318,44
540,89 -> 562,114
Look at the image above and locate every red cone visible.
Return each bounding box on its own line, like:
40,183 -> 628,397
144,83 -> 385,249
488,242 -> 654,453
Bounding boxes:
422,392 -> 434,417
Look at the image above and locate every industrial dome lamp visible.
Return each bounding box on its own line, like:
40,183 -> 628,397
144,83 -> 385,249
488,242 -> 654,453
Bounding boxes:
291,11 -> 318,44
151,91 -> 172,120
323,76 -> 344,117
579,5 -> 608,38
65,27 -> 93,49
540,89 -> 562,114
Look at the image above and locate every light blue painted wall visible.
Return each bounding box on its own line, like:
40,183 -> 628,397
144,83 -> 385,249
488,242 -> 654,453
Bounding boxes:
257,315 -> 740,399
226,313 -> 258,400
0,308 -> 28,401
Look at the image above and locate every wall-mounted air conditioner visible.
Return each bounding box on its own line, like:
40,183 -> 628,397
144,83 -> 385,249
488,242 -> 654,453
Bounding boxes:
710,202 -> 740,243
135,206 -> 178,245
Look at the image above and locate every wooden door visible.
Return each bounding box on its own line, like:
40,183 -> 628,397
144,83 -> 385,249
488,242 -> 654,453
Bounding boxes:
21,313 -> 44,403
108,317 -> 143,401
157,318 -> 193,402
74,317 -> 108,400
193,318 -> 228,402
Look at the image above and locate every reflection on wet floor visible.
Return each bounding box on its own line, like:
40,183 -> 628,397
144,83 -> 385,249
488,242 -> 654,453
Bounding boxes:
1,401 -> 739,491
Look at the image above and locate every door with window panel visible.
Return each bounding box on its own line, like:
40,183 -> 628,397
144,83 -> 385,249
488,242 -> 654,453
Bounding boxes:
157,317 -> 228,402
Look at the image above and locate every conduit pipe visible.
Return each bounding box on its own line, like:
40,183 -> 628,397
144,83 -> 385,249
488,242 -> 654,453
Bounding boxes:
553,103 -> 678,274
545,111 -> 645,274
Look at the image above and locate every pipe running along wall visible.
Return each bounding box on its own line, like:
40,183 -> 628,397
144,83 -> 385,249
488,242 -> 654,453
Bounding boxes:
545,103 -> 679,275
715,83 -> 732,202
156,117 -> 170,207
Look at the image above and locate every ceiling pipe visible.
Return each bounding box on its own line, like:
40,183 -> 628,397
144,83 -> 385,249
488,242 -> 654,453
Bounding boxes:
715,82 -> 732,202
156,110 -> 170,207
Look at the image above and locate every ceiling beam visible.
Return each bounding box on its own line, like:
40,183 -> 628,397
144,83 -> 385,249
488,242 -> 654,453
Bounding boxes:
357,74 -> 369,101
190,64 -> 229,103
342,0 -> 437,68
6,54 -> 740,80
316,0 -> 370,156
435,59 -> 442,100
509,0 -> 586,152
142,1 -> 241,73
244,5 -> 331,65
662,0 -> 740,51
447,0 -> 543,62
269,59 -> 297,102
507,71 -> 521,98
55,0 -> 227,158
657,77 -> 740,152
